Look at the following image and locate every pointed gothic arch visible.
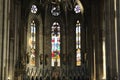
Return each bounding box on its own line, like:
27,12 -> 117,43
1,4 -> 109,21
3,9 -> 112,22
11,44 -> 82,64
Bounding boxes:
26,5 -> 43,67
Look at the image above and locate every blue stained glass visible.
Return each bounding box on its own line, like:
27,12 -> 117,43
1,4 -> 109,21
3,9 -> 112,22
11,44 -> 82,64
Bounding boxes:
51,22 -> 60,67
51,5 -> 61,16
31,5 -> 37,13
76,20 -> 81,66
74,5 -> 81,13
28,20 -> 36,66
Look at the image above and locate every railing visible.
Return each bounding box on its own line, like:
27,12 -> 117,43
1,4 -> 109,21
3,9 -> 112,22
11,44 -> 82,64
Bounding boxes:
23,67 -> 89,80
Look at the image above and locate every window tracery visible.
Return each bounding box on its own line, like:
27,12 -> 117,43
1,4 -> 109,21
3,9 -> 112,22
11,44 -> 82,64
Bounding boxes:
31,5 -> 37,14
51,22 -> 61,67
76,20 -> 81,66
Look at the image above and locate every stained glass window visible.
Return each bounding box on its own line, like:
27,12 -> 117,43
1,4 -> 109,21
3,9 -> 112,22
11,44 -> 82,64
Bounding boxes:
51,22 -> 60,67
29,20 -> 36,66
31,5 -> 37,14
76,20 -> 81,66
51,5 -> 60,16
74,5 -> 81,13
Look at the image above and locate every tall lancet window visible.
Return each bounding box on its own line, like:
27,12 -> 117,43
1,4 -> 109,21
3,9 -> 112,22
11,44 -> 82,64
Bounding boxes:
76,20 -> 81,66
29,20 -> 36,66
51,22 -> 60,67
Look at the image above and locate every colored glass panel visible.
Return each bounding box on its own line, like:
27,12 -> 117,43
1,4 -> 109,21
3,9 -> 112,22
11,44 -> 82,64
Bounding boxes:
76,20 -> 81,66
51,5 -> 60,16
74,5 -> 81,13
29,20 -> 36,66
51,22 -> 60,67
31,5 -> 37,14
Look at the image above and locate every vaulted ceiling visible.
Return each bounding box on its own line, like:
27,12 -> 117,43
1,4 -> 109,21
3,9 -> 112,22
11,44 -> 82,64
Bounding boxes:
20,0 -> 91,26
21,0 -> 89,13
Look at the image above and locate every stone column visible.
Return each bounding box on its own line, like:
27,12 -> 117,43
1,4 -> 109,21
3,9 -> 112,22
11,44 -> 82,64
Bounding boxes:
104,0 -> 112,79
13,1 -> 21,79
8,0 -> 15,79
60,7 -> 67,77
2,0 -> 10,80
0,0 -> 4,79
14,3 -> 18,69
38,13 -> 43,75
117,0 -> 120,79
88,20 -> 94,80
104,0 -> 118,79
90,1 -> 104,79
95,5 -> 103,80
110,0 -> 118,79
44,4 -> 50,76
96,0 -> 105,79
101,0 -> 107,79
87,1 -> 95,79
91,1 -> 101,79
89,2 -> 97,80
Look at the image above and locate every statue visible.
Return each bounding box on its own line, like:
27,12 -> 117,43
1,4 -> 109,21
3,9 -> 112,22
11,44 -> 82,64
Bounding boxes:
29,48 -> 35,65
26,52 -> 30,64
40,54 -> 43,65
